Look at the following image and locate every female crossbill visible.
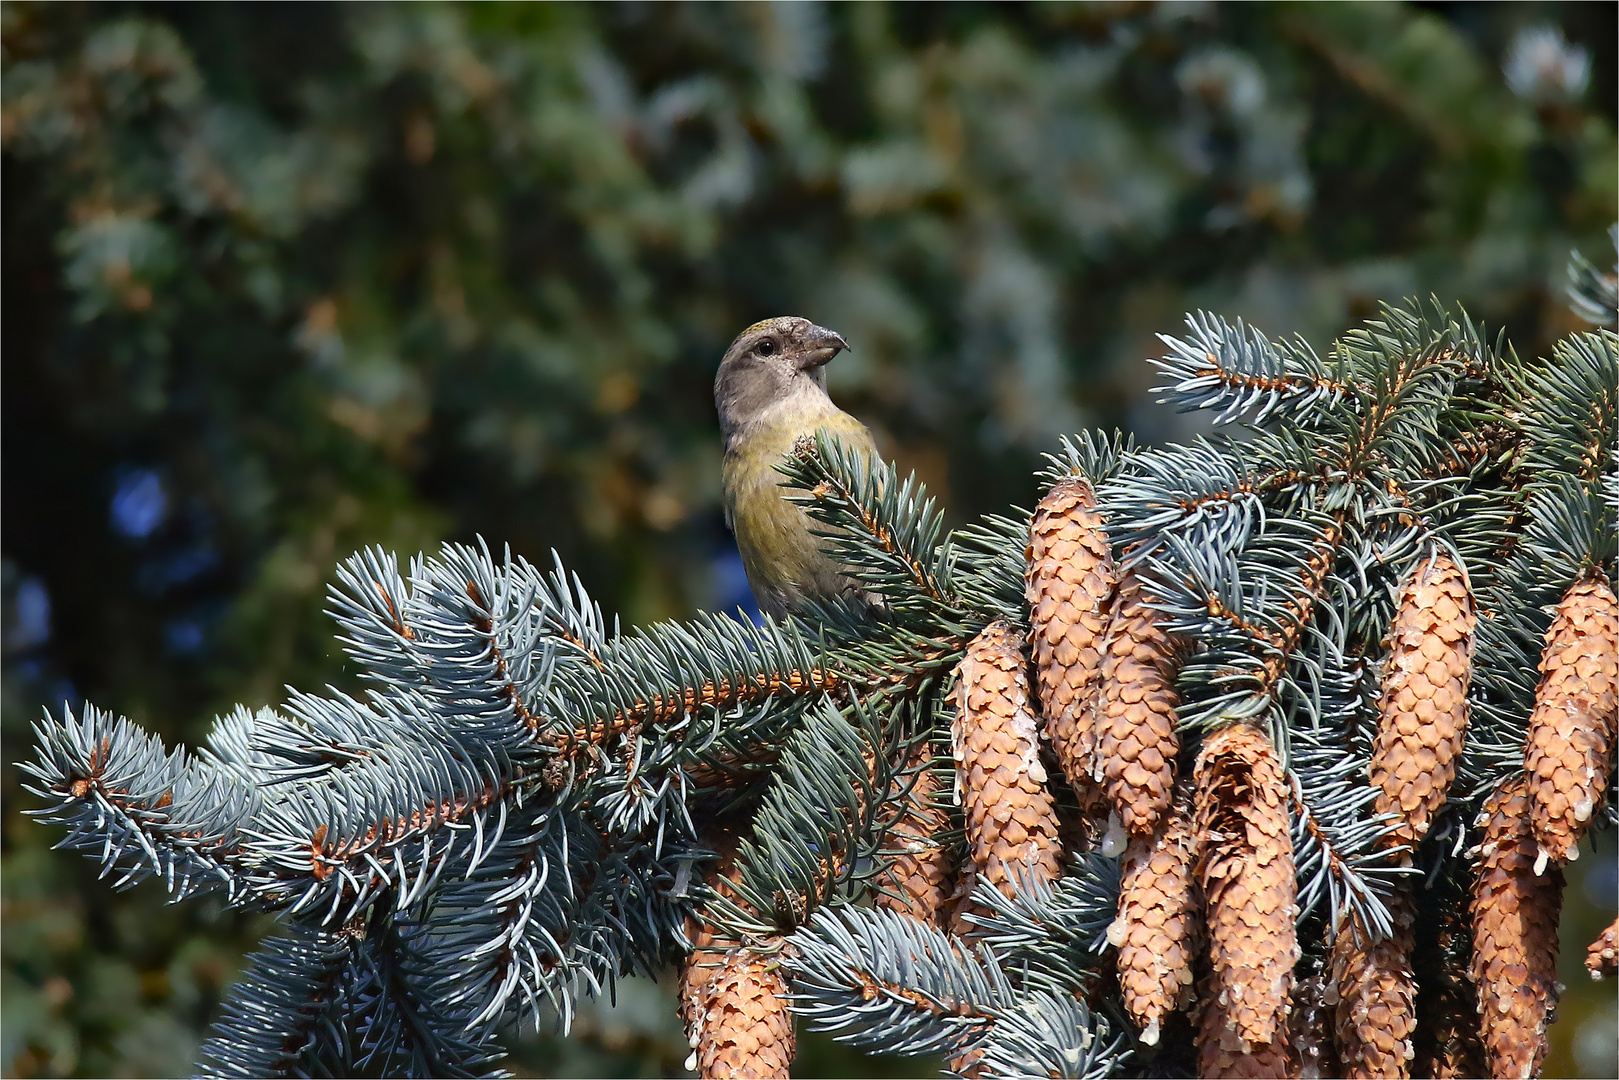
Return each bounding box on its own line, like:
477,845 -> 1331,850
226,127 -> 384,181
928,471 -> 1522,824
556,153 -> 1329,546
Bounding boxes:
715,316 -> 879,620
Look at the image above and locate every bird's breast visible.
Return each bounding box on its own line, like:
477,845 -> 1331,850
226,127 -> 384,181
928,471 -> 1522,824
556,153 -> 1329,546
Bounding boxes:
721,405 -> 877,615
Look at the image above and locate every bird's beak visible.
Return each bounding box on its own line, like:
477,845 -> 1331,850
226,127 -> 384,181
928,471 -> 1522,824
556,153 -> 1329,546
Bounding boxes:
797,325 -> 850,371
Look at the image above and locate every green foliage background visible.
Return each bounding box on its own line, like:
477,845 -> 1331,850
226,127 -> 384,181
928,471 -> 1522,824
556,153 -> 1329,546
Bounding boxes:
2,2 -> 1613,1076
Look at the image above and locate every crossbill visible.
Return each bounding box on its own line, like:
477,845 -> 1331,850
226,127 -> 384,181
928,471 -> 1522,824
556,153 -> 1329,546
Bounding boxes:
715,316 -> 879,620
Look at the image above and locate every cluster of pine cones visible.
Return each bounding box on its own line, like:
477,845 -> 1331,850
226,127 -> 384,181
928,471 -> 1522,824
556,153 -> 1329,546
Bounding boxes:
678,475 -> 1617,1079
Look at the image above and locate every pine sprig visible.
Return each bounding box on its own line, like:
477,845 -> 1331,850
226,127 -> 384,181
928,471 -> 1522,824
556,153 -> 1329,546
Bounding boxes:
1152,310 -> 1346,426
23,704 -> 252,900
193,924 -> 360,1080
1288,724 -> 1410,937
724,700 -> 894,934
781,429 -> 959,618
972,991 -> 1129,1080
962,855 -> 1120,989
784,906 -> 1015,1060
1039,429 -> 1139,490
1520,330 -> 1619,488
1567,225 -> 1619,328
1328,301 -> 1478,477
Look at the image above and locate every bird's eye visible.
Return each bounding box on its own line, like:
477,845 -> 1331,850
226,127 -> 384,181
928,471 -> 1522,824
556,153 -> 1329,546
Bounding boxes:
757,339 -> 777,357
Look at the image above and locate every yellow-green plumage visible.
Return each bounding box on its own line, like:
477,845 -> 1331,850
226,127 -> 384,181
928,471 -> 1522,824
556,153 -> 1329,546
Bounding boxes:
715,316 -> 879,620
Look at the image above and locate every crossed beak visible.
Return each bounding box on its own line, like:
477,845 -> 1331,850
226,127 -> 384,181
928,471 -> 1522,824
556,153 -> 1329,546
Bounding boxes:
797,324 -> 850,371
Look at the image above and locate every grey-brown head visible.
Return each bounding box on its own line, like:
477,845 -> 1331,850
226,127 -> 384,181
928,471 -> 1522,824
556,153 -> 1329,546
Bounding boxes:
714,316 -> 850,445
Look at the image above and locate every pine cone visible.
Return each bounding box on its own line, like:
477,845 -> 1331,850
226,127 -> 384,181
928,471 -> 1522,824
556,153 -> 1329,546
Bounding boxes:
873,747 -> 955,929
951,620 -> 1064,902
1470,777 -> 1563,1080
1287,964 -> 1339,1080
1097,569 -> 1183,837
679,829 -> 796,1079
1524,573 -> 1619,865
680,832 -> 745,1047
687,948 -> 796,1080
1369,552 -> 1475,859
1588,917 -> 1619,981
1412,982 -> 1487,1080
1194,724 -> 1298,1049
1114,778 -> 1199,1042
1411,882 -> 1486,1080
1026,476 -> 1117,802
1330,890 -> 1418,1079
1196,974 -> 1295,1079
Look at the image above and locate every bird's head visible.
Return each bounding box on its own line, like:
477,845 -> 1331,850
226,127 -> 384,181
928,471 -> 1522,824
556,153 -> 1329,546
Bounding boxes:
714,316 -> 850,440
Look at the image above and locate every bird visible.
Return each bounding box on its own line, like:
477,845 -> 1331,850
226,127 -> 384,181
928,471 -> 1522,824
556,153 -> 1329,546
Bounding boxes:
715,315 -> 880,621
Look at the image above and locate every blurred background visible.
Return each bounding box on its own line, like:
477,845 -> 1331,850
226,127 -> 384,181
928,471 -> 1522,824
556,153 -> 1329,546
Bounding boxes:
1,2 -> 1614,1076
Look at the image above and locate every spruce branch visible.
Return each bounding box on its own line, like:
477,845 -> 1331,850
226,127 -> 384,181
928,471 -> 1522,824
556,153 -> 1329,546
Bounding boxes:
961,855 -> 1121,986
1288,724 -> 1410,938
23,704 -> 252,900
782,430 -> 959,617
24,278 -> 1618,1078
972,990 -> 1130,1080
1152,310 -> 1347,426
724,699 -> 895,934
1567,224 -> 1619,329
784,906 -> 1016,1060
193,924 -> 361,1080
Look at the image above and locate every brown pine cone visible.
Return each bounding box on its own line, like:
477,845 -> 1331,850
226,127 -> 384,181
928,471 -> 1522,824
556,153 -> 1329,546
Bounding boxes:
679,828 -> 797,1079
1368,551 -> 1475,860
951,620 -> 1065,903
1196,974 -> 1296,1079
680,831 -> 746,1048
1114,778 -> 1199,1043
873,747 -> 955,929
1194,724 -> 1298,1049
1097,569 -> 1183,837
686,948 -> 796,1079
1588,917 -> 1619,981
1331,890 -> 1418,1079
1470,777 -> 1563,1080
1524,573 -> 1619,866
1026,476 -> 1117,802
